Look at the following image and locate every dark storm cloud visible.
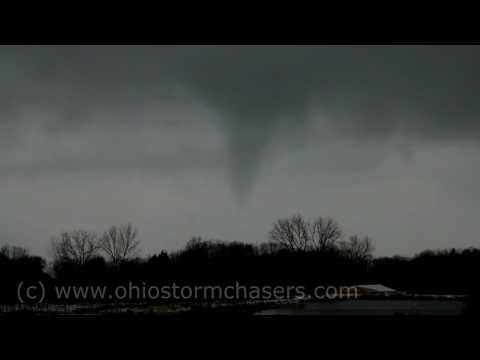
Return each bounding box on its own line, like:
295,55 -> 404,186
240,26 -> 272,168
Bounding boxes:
4,46 -> 480,134
3,45 -> 480,201
3,45 -> 480,256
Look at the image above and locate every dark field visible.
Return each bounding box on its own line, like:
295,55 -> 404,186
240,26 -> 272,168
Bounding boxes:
1,298 -> 469,317
256,299 -> 467,316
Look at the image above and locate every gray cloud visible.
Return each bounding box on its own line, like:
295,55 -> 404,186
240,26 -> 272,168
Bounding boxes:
2,45 -> 480,256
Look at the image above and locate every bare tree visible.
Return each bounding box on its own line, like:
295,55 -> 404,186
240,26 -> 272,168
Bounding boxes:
52,230 -> 99,265
269,214 -> 310,251
310,217 -> 342,251
0,245 -> 29,259
340,235 -> 374,262
269,214 -> 342,252
257,241 -> 283,255
99,224 -> 140,264
185,236 -> 204,251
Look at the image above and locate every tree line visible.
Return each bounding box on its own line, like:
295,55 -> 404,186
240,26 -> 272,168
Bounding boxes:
1,215 -> 480,306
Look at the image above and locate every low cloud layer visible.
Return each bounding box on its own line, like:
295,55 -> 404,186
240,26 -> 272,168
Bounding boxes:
2,45 -> 480,256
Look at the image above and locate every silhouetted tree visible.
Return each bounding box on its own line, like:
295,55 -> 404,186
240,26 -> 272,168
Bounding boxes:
99,224 -> 140,265
339,235 -> 374,263
0,244 -> 29,259
269,214 -> 312,251
0,244 -> 48,304
52,230 -> 99,265
5,216 -> 480,310
269,215 -> 342,252
310,217 -> 342,251
256,242 -> 283,255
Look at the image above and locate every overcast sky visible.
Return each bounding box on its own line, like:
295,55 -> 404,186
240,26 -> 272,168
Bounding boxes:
2,45 -> 480,257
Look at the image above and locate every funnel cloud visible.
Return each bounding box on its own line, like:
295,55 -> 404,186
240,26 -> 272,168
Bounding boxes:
2,45 -> 480,256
